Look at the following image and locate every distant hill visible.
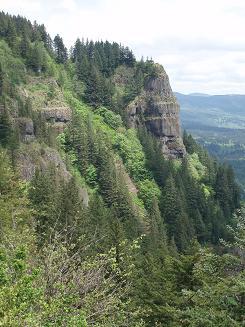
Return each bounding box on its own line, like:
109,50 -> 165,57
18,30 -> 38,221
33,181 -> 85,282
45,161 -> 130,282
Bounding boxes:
176,92 -> 245,130
187,93 -> 210,97
175,92 -> 245,116
176,92 -> 245,196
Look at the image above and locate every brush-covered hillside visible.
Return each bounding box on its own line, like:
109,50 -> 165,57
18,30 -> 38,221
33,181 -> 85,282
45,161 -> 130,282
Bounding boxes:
0,12 -> 244,327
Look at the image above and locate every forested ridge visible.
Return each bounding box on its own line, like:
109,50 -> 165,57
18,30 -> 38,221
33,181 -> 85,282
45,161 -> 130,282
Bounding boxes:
0,12 -> 244,326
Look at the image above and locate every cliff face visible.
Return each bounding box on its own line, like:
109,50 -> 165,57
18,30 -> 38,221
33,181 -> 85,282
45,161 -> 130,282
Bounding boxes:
127,64 -> 186,158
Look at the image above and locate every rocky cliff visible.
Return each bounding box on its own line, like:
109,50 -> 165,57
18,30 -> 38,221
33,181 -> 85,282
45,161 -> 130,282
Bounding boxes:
127,64 -> 186,158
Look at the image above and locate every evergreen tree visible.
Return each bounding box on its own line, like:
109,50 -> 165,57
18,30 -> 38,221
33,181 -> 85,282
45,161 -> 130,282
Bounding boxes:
6,20 -> 17,51
19,34 -> 31,59
28,41 -> 47,73
160,174 -> 194,250
0,105 -> 12,147
75,52 -> 90,81
83,65 -> 103,107
53,34 -> 68,64
0,62 -> 4,97
160,174 -> 180,237
32,20 -> 42,42
58,176 -> 84,237
72,38 -> 83,62
29,166 -> 59,244
145,197 -> 167,253
215,165 -> 231,219
96,141 -> 118,206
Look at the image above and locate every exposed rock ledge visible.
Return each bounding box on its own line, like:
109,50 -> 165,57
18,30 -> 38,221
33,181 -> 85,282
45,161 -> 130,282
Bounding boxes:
41,106 -> 72,133
127,64 -> 186,158
16,143 -> 89,207
42,106 -> 72,123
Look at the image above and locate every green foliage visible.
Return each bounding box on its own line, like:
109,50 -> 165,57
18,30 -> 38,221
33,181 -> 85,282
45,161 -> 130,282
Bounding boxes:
138,179 -> 161,209
0,149 -> 31,237
53,34 -> 68,64
0,40 -> 26,87
187,153 -> 207,181
27,41 -> 48,73
0,12 -> 242,326
96,106 -> 123,129
84,164 -> 98,189
175,247 -> 245,326
113,129 -> 149,181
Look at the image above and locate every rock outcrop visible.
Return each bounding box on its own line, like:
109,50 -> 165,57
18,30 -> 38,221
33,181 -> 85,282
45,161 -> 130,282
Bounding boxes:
42,106 -> 71,123
127,64 -> 186,158
41,106 -> 72,133
16,117 -> 35,142
16,143 -> 89,207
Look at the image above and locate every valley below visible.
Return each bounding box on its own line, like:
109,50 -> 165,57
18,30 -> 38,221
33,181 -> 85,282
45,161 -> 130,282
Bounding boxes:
177,92 -> 245,197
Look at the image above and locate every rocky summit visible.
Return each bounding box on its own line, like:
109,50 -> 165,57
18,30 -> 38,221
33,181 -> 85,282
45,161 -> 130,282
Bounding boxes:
127,64 -> 186,158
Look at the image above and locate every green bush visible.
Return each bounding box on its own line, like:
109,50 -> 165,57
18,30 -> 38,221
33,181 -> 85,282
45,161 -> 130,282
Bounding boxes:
138,179 -> 161,209
113,130 -> 149,182
96,106 -> 123,130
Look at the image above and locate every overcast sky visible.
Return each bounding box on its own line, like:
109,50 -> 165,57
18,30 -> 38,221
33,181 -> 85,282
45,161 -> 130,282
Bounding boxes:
1,0 -> 245,94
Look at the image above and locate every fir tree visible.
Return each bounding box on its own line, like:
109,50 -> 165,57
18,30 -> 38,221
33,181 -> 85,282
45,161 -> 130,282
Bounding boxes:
0,105 -> 12,147
53,34 -> 68,64
83,65 -> 103,107
19,34 -> 31,59
6,20 -> 17,51
0,62 -> 4,97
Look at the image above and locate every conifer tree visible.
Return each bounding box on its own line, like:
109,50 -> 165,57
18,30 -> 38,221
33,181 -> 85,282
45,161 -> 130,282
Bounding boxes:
215,166 -> 231,219
53,34 -> 68,64
72,38 -> 83,62
160,174 -> 181,237
6,20 -> 17,51
146,197 -> 167,253
29,166 -> 59,244
0,105 -> 12,147
83,65 -> 103,107
19,34 -> 31,59
28,41 -> 47,73
0,62 -> 4,97
58,176 -> 83,236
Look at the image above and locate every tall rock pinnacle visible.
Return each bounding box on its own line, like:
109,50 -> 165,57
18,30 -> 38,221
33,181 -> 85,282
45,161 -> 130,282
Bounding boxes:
127,64 -> 186,158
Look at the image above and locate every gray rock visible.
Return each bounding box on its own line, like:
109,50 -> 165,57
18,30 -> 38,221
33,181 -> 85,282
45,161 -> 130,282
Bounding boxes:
41,106 -> 72,134
16,144 -> 89,207
42,106 -> 72,123
127,64 -> 186,158
16,117 -> 35,143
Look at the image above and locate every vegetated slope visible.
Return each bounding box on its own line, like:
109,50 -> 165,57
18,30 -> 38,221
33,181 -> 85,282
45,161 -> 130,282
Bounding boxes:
0,12 -> 244,327
176,92 -> 245,197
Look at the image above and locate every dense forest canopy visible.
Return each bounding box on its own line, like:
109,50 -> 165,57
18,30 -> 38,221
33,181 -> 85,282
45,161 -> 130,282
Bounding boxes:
0,11 -> 244,326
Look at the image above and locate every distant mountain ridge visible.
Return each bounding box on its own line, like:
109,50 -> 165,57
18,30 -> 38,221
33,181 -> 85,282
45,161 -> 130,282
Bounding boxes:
175,92 -> 245,115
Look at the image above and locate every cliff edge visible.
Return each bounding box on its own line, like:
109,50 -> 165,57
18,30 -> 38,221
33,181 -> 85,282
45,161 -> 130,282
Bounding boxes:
127,64 -> 186,158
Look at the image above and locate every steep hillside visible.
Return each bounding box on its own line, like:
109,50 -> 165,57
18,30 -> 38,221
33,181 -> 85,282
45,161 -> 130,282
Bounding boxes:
0,12 -> 244,327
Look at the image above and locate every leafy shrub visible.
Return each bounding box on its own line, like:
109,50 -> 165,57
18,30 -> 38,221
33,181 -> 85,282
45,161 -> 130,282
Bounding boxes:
113,130 -> 149,182
188,153 -> 207,181
138,179 -> 161,209
96,106 -> 123,130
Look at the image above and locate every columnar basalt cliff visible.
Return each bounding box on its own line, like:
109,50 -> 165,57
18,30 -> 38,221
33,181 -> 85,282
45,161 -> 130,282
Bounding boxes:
127,64 -> 186,158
